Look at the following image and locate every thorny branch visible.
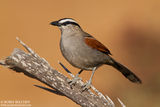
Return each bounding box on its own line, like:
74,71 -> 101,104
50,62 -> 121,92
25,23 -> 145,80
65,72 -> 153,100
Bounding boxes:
0,37 -> 125,107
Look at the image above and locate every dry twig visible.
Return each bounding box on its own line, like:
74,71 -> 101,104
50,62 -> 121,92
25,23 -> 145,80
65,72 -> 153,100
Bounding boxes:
0,37 -> 124,107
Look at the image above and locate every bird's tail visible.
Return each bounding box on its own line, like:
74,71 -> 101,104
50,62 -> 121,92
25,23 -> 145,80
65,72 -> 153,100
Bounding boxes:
110,58 -> 142,84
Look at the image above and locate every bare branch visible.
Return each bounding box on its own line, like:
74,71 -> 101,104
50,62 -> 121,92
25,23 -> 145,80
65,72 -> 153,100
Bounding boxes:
16,37 -> 35,55
0,38 -> 116,107
117,98 -> 126,107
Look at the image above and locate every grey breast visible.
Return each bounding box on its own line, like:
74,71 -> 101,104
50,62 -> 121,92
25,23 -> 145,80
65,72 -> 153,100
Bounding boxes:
60,33 -> 109,70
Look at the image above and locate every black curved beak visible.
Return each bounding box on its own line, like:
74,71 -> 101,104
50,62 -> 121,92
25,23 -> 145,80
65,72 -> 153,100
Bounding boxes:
50,21 -> 60,26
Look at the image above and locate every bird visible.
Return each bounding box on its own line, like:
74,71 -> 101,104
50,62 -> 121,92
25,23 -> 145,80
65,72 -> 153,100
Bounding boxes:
50,18 -> 142,91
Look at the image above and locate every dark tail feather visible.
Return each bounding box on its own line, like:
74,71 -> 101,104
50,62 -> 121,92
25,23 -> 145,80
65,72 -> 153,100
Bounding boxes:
111,59 -> 142,84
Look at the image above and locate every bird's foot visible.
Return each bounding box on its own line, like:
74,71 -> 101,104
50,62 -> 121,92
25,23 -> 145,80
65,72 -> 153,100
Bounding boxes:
67,76 -> 82,86
81,81 -> 91,92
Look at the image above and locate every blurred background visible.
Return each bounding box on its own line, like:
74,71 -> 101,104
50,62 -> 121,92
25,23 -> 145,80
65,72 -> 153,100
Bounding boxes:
0,0 -> 160,106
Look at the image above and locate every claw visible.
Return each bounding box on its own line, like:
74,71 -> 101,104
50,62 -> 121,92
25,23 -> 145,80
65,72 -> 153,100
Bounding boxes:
81,81 -> 91,92
67,69 -> 83,88
67,77 -> 82,87
81,67 -> 96,92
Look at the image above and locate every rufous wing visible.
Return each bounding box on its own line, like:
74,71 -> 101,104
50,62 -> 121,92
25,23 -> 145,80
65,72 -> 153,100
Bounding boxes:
84,37 -> 112,55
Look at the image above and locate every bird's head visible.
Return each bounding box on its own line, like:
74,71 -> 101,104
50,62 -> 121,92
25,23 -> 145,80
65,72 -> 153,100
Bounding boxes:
50,18 -> 82,32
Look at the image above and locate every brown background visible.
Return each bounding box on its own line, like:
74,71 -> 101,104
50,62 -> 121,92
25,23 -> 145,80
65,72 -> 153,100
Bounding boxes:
0,0 -> 160,107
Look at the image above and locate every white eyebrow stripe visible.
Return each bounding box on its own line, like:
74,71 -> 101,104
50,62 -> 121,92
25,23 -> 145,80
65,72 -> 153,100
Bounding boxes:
59,19 -> 77,24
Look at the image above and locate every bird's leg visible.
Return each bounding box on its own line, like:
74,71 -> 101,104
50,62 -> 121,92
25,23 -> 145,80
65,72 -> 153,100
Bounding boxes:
68,69 -> 83,86
82,67 -> 96,91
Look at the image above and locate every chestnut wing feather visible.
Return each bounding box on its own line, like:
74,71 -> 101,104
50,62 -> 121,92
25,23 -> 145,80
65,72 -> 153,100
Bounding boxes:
84,37 -> 112,55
